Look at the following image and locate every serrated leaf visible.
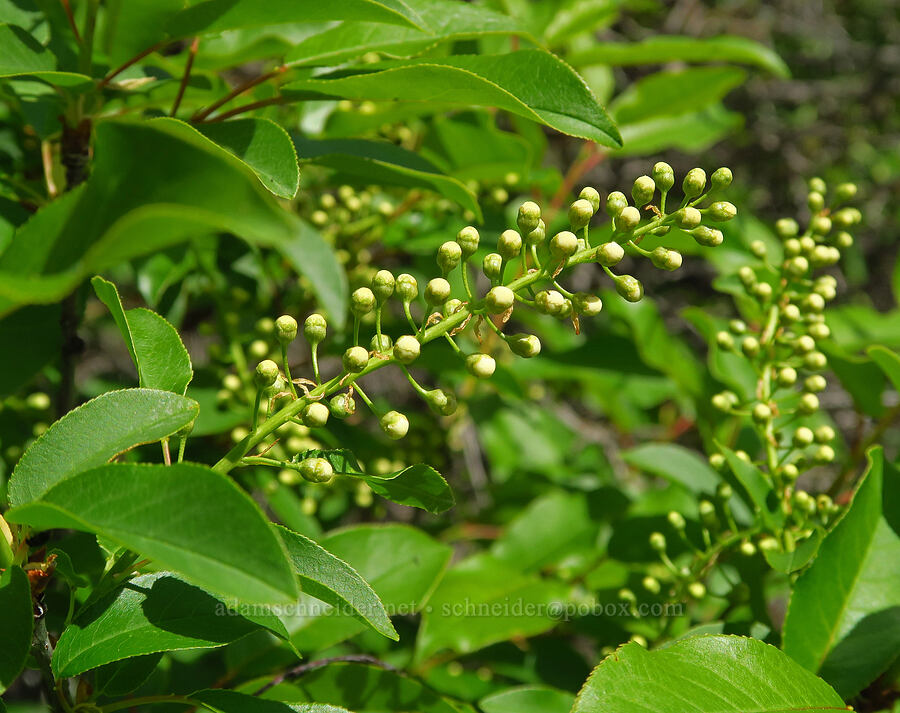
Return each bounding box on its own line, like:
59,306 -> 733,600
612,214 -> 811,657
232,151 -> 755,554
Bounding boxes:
783,448 -> 900,698
7,388 -> 198,507
569,35 -> 789,78
573,635 -> 846,713
197,119 -> 300,199
92,277 -> 193,395
6,463 -> 299,605
276,525 -> 397,641
282,50 -> 620,146
51,572 -> 285,677
0,23 -> 91,88
0,566 -> 33,694
293,137 -> 480,220
480,685 -> 573,713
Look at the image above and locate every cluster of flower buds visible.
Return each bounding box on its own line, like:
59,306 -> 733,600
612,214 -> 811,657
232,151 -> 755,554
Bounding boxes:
220,164 -> 734,481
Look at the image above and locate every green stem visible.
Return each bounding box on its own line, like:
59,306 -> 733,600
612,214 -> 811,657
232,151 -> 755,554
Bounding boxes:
251,389 -> 263,432
310,343 -> 321,384
281,344 -> 297,398
403,301 -> 418,333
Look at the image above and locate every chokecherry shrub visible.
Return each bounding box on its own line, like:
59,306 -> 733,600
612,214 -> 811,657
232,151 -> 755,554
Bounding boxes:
0,3 -> 898,713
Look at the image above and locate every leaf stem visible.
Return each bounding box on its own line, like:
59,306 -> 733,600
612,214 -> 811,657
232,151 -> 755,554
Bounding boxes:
170,37 -> 199,117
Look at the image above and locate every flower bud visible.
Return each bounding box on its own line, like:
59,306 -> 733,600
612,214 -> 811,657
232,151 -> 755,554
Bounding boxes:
466,353 -> 496,379
579,187 -> 601,212
795,335 -> 816,354
606,191 -> 628,217
614,274 -> 644,303
752,403 -> 772,423
568,199 -> 595,230
425,277 -> 452,305
596,241 -> 625,267
778,367 -> 798,386
711,166 -> 733,190
799,393 -> 820,414
631,175 -> 656,206
776,218 -> 800,238
793,427 -> 814,447
425,388 -> 457,416
691,225 -> 723,247
549,231 -> 579,259
785,256 -> 809,277
688,581 -> 707,599
304,313 -> 327,344
351,287 -> 376,316
342,346 -> 369,373
249,339 -> 269,360
717,482 -> 733,500
815,425 -> 835,443
808,191 -> 825,212
712,390 -> 738,412
329,392 -> 356,418
649,532 -> 666,552
782,303 -> 801,322
813,444 -> 835,464
650,247 -> 682,271
804,351 -> 827,371
485,285 -> 515,314
535,289 -> 566,315
371,269 -> 395,303
749,240 -> 767,259
396,273 -> 419,302
437,242 -> 462,275
699,499 -> 717,525
831,208 -> 856,229
676,207 -> 702,229
804,293 -> 826,313
254,360 -> 279,389
740,541 -> 756,556
572,292 -> 603,316
516,202 -> 542,234
652,162 -> 675,192
483,253 -> 503,281
835,182 -> 857,201
616,206 -> 641,232
302,401 -> 330,428
809,177 -> 827,194
809,245 -> 835,268
804,375 -> 827,393
811,216 -> 832,235
799,236 -> 816,253
370,334 -> 392,352
393,335 -> 421,364
642,576 -> 661,594
784,238 -> 802,257
275,315 -> 298,344
298,457 -> 334,483
742,336 -> 760,357
752,282 -> 773,301
707,201 -> 737,222
708,453 -> 726,470
381,410 -> 409,440
255,317 -> 275,335
667,511 -> 686,530
781,463 -> 800,481
498,229 -> 523,259
525,219 -> 546,246
682,168 -> 707,198
508,333 -> 541,358
716,331 -> 734,351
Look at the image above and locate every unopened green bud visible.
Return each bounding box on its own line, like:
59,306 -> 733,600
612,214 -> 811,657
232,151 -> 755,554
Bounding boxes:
393,335 -> 421,364
709,453 -> 727,470
831,208 -> 855,229
483,253 -> 503,281
568,199 -> 595,230
740,541 -> 756,556
781,463 -> 800,481
508,333 -> 541,358
466,353 -> 496,379
682,168 -> 707,197
616,206 -> 641,232
596,241 -> 625,267
753,282 -> 773,301
351,287 -> 376,316
778,367 -> 798,386
342,346 -> 369,373
729,319 -> 747,335
249,339 -> 269,360
614,274 -> 644,303
786,256 -> 809,277
712,391 -> 738,412
799,393 -> 820,414
815,425 -> 835,443
516,202 -> 541,234
776,218 -> 800,238
711,166 -> 733,190
813,444 -> 835,464
372,269 -> 395,303
782,303 -> 801,322
691,225 -> 723,247
437,242 -> 462,275
254,360 -> 279,389
649,532 -> 667,552
784,238 -> 802,257
302,401 -> 330,428
752,403 -> 772,423
835,182 -> 857,201
742,336 -> 760,357
578,187 -> 600,212
370,333 -> 392,352
699,499 -> 717,525
425,278 -> 452,305
793,427 -> 815,448
805,375 -> 827,393
642,576 -> 661,594
716,482 -> 733,500
750,240 -> 767,258
631,175 -> 656,206
833,231 -> 853,249
380,410 -> 409,440
396,273 -> 419,302
485,285 -> 515,314
525,219 -> 546,246
804,351 -> 827,371
535,289 -> 565,315
304,313 -> 327,344
25,392 -> 51,410
811,215 -> 832,235
676,206 -> 702,229
809,177 -> 827,194
425,388 -> 457,416
816,494 -> 834,513
606,191 -> 628,217
573,292 -> 603,316
808,191 -> 825,212
652,162 -> 675,192
795,335 -> 816,354
667,511 -> 686,530
549,230 -> 578,260
650,247 -> 682,271
255,317 -> 275,335
799,236 -> 816,253
275,315 -> 298,344
716,331 -> 735,351
804,293 -> 826,312
707,201 -> 737,222
329,392 -> 356,418
298,457 -> 334,483
498,229 -> 523,259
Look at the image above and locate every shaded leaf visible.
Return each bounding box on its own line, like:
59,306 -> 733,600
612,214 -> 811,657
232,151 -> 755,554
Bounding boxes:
720,445 -> 784,530
0,23 -> 91,88
0,566 -> 32,694
761,528 -> 824,574
614,105 -> 742,156
480,685 -> 573,713
0,304 -> 61,397
622,443 -> 720,494
868,345 -> 900,392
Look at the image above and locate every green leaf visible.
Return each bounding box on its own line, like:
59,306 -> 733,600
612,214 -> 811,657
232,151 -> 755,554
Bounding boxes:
299,449 -> 454,513
569,35 -> 789,77
7,463 -> 300,605
293,137 -> 480,220
167,0 -> 428,38
193,690 -> 347,713
783,448 -> 900,699
276,525 -> 397,641
0,119 -> 345,326
51,572 -> 284,677
7,388 -> 198,507
761,528 -> 824,574
285,0 -> 526,67
614,104 -> 743,156
100,0 -> 185,65
480,686 -> 573,713
622,443 -> 720,494
415,553 -> 569,661
283,50 -> 621,146
610,67 -> 747,125
822,343 -> 886,418
262,663 -> 460,713
91,277 -> 193,395
720,444 -> 784,530
290,524 -> 451,651
93,654 -> 163,697
0,566 -> 33,694
573,635 -> 846,713
868,345 -> 900,392
0,23 -> 92,88
196,119 -> 300,199
0,304 -> 62,397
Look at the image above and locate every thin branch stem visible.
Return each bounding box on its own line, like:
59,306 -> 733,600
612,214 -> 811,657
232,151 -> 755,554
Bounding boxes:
170,37 -> 199,117
98,41 -> 167,88
192,65 -> 287,122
